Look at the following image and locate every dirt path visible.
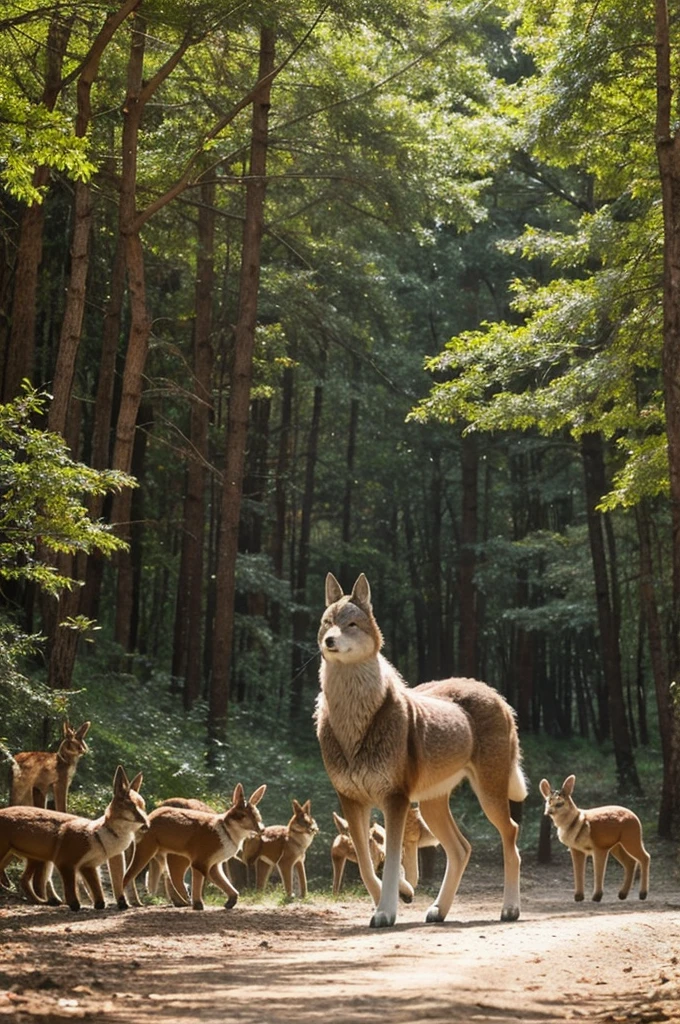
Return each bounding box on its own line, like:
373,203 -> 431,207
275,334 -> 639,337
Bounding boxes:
2,855 -> 679,1024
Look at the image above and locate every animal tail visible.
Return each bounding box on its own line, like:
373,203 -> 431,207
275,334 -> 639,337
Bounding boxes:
508,731 -> 528,803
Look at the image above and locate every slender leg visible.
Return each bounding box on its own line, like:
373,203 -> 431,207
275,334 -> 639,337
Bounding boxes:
371,793 -> 411,929
331,852 -> 346,895
190,865 -> 207,910
401,842 -> 419,890
80,865 -> 106,909
591,848 -> 610,902
295,859 -> 307,898
107,853 -> 127,909
569,848 -> 586,900
58,864 -> 81,911
207,862 -> 239,909
471,775 -> 522,921
340,797 -> 383,909
419,796 -> 471,923
609,843 -> 636,899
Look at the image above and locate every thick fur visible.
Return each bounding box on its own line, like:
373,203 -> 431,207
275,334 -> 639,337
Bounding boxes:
0,765 -> 148,910
10,720 -> 90,811
240,799 -> 319,897
540,775 -> 650,902
123,783 -> 266,910
315,573 -> 526,928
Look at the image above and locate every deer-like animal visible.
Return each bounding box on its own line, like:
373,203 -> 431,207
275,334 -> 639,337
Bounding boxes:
315,572 -> 526,928
239,799 -> 318,897
123,783 -> 266,910
539,775 -> 650,902
0,765 -> 148,910
145,797 -> 234,902
331,812 -> 386,894
10,720 -> 91,811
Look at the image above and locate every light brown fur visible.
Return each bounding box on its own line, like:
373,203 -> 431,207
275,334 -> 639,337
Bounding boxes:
123,783 -> 266,910
315,573 -> 526,928
146,797 -> 233,902
10,720 -> 90,811
539,775 -> 650,902
331,806 -> 438,895
240,799 -> 318,897
0,765 -> 148,910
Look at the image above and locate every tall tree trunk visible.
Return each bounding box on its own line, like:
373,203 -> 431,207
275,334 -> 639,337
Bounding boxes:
580,432 -> 640,792
458,431 -> 478,678
172,179 -> 216,709
290,353 -> 326,721
655,0 -> 680,836
3,12 -> 73,401
340,356 -> 360,582
210,25 -> 275,742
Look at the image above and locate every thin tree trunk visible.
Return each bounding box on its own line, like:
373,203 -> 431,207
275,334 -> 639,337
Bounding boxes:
580,432 -> 640,792
172,179 -> 216,709
458,432 -> 478,678
210,25 -> 275,742
655,0 -> 680,836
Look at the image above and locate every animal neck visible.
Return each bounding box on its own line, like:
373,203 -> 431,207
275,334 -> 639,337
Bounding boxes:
320,652 -> 397,756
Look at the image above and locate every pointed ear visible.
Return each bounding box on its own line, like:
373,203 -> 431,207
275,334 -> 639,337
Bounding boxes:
539,779 -> 551,799
562,775 -> 576,795
325,573 -> 343,606
63,720 -> 71,736
113,765 -> 129,793
77,722 -> 91,738
302,799 -> 311,814
249,784 -> 266,806
129,772 -> 143,792
350,573 -> 371,608
232,782 -> 245,806
292,798 -> 302,813
332,812 -> 347,832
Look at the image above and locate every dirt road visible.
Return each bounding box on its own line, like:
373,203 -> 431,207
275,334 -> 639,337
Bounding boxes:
1,853 -> 679,1024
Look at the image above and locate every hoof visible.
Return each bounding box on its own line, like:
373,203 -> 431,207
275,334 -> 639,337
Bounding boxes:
69,903 -> 81,912
592,892 -> 603,903
94,900 -> 106,911
639,891 -> 647,901
425,905 -> 445,923
399,891 -> 413,904
500,905 -> 520,922
224,895 -> 238,910
117,896 -> 129,911
574,893 -> 584,902
618,891 -> 629,901
193,901 -> 205,911
370,910 -> 395,928
47,897 -> 61,907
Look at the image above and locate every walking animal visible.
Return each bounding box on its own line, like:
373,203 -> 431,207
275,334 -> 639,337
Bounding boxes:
123,783 -> 266,910
539,775 -> 650,902
315,572 -> 526,928
239,798 -> 318,897
331,812 -> 386,894
0,765 -> 148,910
10,720 -> 91,811
146,797 -> 234,902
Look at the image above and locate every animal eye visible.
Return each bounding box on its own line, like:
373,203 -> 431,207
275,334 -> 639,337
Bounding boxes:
347,621 -> 357,628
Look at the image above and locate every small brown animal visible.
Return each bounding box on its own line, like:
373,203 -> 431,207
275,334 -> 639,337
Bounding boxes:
146,797 -> 230,902
123,783 -> 266,910
240,799 -> 318,897
0,765 -> 148,910
539,775 -> 650,902
316,573 -> 526,928
10,720 -> 91,811
331,811 -> 386,894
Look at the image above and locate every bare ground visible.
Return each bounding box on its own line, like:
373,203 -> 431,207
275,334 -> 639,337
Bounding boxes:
1,850 -> 680,1024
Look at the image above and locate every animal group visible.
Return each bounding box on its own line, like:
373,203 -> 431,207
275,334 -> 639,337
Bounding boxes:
0,573 -> 652,927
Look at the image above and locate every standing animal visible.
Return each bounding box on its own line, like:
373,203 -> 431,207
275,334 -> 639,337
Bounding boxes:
0,765 -> 148,910
539,775 -> 650,902
10,720 -> 91,811
331,812 -> 386,895
315,572 -> 526,928
239,798 -> 318,897
146,797 -> 233,901
123,783 -> 266,910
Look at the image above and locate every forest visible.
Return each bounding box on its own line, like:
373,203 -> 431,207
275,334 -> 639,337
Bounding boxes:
1,0 -> 680,850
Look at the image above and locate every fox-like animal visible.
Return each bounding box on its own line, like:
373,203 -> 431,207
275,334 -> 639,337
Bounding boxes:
539,775 -> 650,902
0,765 -> 148,911
146,797 -> 233,902
316,573 -> 527,928
10,720 -> 90,811
239,799 -> 318,897
123,783 -> 266,910
331,811 -> 386,895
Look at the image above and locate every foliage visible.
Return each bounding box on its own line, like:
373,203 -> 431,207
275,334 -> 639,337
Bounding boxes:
0,386 -> 135,595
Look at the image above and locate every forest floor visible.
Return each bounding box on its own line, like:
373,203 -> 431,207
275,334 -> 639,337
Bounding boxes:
1,845 -> 680,1024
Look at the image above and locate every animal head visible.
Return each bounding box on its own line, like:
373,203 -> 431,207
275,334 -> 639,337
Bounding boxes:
539,775 -> 576,818
60,720 -> 91,760
227,782 -> 266,836
290,798 -> 319,835
111,765 -> 149,832
319,573 -> 383,664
